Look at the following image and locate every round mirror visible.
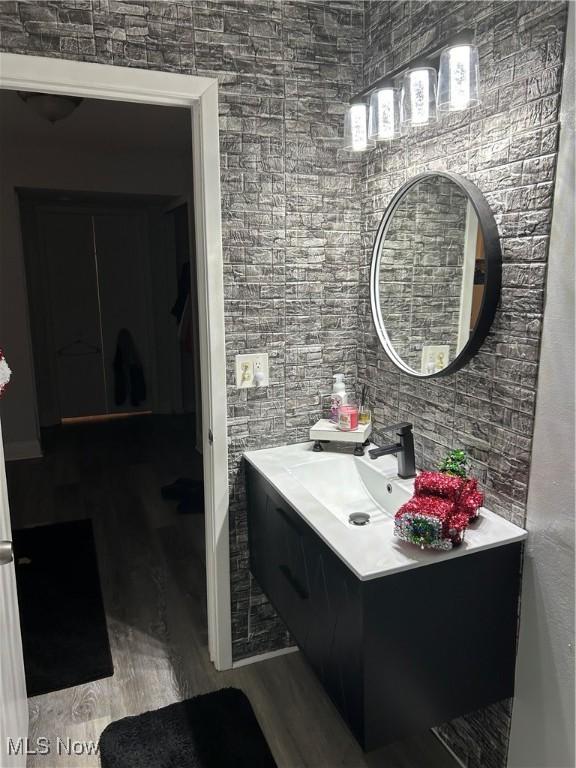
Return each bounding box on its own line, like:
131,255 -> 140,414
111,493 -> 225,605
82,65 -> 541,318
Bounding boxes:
370,171 -> 501,377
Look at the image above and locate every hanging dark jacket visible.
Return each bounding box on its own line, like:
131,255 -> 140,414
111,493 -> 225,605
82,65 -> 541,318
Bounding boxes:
113,329 -> 146,407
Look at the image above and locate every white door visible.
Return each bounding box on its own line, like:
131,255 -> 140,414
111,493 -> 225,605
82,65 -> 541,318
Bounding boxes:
42,212 -> 108,419
0,418 -> 28,768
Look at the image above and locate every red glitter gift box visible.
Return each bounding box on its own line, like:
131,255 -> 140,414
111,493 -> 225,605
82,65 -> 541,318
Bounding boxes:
395,466 -> 484,551
394,495 -> 470,550
415,471 -> 464,501
458,479 -> 484,522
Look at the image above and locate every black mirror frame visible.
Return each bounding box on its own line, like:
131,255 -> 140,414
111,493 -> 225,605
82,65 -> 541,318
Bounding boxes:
369,171 -> 502,378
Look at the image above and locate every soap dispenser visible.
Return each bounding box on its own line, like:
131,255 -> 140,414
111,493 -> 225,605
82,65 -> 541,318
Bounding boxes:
330,374 -> 347,423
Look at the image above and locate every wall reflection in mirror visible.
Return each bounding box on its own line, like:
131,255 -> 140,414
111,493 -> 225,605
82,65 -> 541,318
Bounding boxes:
373,174 -> 488,376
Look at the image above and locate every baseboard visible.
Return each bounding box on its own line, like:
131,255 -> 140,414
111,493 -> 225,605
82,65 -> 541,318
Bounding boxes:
3,439 -> 43,461
232,646 -> 298,669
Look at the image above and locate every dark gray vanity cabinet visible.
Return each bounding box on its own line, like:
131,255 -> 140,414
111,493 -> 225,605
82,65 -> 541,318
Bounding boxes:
246,462 -> 522,752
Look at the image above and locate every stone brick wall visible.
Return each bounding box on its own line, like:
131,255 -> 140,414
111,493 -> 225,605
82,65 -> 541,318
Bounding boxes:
0,0 -> 364,660
0,2 -> 569,766
377,175 -> 467,370
359,2 -> 568,766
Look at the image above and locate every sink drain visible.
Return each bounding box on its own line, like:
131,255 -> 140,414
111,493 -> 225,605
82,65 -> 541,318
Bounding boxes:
349,512 -> 370,526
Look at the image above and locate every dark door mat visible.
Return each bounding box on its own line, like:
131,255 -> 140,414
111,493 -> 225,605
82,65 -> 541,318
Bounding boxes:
99,688 -> 277,768
14,519 -> 113,697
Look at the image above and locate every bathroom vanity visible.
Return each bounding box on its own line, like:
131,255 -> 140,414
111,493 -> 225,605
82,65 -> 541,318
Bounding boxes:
245,443 -> 527,751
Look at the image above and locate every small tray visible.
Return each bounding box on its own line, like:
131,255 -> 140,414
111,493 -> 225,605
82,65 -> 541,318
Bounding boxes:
309,418 -> 372,444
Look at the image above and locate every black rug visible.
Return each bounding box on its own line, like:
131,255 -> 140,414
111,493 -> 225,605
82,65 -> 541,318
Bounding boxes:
99,688 -> 277,768
14,519 -> 113,697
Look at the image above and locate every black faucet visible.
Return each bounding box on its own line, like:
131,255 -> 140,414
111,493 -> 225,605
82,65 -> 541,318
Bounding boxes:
369,422 -> 416,479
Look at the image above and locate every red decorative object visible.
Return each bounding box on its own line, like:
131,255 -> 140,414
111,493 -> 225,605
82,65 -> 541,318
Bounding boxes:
458,478 -> 484,522
415,471 -> 464,501
395,466 -> 484,550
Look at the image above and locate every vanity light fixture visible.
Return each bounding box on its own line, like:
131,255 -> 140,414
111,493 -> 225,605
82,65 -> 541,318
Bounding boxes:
343,102 -> 375,151
437,43 -> 481,113
400,66 -> 438,128
368,86 -> 401,141
343,29 -> 480,151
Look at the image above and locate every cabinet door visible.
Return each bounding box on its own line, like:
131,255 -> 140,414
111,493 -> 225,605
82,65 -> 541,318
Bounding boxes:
272,497 -> 311,649
247,465 -> 278,599
246,466 -> 311,647
302,534 -> 364,745
246,463 -> 364,745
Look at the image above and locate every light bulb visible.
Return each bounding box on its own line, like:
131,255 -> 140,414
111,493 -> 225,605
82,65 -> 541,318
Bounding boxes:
343,103 -> 375,151
401,67 -> 437,128
368,87 -> 400,141
437,44 -> 481,113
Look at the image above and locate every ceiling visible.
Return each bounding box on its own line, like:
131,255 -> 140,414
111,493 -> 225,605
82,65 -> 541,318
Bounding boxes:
0,89 -> 191,153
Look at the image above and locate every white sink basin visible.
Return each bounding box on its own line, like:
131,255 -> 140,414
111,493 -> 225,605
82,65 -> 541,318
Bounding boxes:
287,454 -> 411,526
244,441 -> 528,580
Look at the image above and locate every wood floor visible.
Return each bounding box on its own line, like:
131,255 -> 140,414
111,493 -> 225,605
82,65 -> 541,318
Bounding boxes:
6,416 -> 458,768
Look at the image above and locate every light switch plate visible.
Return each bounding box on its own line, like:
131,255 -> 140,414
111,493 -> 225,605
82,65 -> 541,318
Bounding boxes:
235,353 -> 269,388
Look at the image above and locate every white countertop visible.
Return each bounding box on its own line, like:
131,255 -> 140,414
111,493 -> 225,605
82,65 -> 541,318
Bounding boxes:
244,441 -> 527,581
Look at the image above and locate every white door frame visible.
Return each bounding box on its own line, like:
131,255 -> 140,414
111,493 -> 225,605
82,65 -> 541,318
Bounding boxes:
0,53 -> 232,670
456,201 -> 477,352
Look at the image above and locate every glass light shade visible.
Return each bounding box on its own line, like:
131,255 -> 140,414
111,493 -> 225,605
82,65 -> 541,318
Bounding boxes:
400,67 -> 438,128
437,44 -> 481,113
368,87 -> 401,141
343,103 -> 375,151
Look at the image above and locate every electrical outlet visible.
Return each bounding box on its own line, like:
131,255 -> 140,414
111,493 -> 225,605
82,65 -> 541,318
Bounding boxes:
421,345 -> 450,374
240,360 -> 253,386
235,353 -> 269,388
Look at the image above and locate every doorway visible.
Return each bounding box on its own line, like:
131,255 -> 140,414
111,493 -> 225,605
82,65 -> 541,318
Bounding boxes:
0,52 -> 231,688
19,191 -> 202,438
3,91 -> 215,721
